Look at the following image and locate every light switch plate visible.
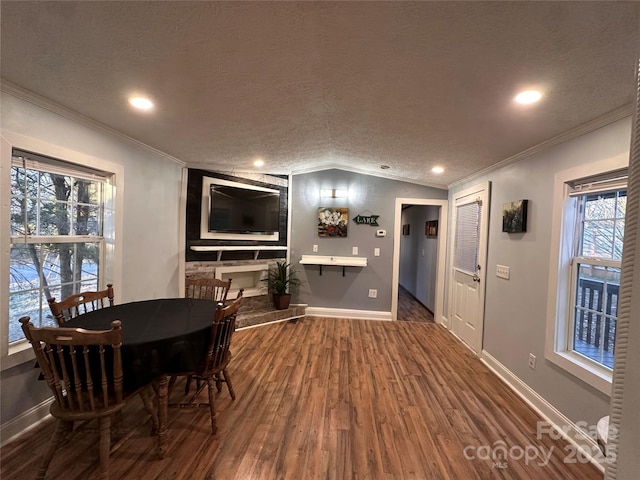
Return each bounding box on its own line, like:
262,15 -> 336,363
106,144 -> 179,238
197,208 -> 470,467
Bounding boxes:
496,264 -> 510,279
352,246 -> 358,255
374,248 -> 380,256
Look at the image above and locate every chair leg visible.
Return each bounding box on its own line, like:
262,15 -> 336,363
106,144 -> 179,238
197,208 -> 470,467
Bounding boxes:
97,416 -> 111,479
167,375 -> 177,396
139,387 -> 158,435
222,369 -> 236,400
113,411 -> 124,435
184,375 -> 193,395
37,420 -> 68,479
155,376 -> 169,459
206,376 -> 218,435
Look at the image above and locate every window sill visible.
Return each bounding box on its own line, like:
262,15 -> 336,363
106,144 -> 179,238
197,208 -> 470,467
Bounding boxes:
545,349 -> 612,396
1,341 -> 34,371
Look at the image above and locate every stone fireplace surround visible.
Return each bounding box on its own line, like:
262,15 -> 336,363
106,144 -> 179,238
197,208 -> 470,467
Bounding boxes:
185,259 -> 306,329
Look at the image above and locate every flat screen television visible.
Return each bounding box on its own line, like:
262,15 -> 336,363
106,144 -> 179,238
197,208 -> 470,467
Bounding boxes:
208,183 -> 280,235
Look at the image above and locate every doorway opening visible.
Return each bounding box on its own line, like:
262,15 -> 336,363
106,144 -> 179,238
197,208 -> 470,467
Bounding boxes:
392,198 -> 448,323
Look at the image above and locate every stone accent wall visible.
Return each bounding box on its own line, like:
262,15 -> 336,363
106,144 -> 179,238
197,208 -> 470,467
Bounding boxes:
186,259 -> 275,277
186,260 -> 306,328
235,294 -> 306,329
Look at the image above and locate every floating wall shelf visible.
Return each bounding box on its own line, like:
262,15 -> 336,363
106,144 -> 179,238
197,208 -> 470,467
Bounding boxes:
299,255 -> 368,276
190,245 -> 287,261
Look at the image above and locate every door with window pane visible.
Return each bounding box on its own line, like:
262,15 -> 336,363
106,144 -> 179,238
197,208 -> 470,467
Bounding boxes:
450,183 -> 489,353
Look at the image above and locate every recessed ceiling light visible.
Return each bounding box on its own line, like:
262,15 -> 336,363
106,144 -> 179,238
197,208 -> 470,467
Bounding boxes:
128,96 -> 154,110
514,90 -> 542,105
432,166 -> 444,174
253,158 -> 265,167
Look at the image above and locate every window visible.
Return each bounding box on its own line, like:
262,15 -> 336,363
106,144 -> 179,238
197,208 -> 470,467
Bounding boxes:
546,161 -> 628,395
453,200 -> 481,274
9,150 -> 108,344
569,188 -> 625,370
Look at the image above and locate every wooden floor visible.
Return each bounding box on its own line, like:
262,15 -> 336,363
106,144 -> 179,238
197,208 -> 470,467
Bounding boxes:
397,285 -> 434,323
1,318 -> 602,480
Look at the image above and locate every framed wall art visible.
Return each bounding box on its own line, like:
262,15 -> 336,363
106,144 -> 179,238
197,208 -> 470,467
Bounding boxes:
502,199 -> 528,233
425,220 -> 438,237
318,207 -> 348,237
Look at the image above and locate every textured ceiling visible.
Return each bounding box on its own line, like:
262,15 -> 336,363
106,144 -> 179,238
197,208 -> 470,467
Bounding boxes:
1,1 -> 639,188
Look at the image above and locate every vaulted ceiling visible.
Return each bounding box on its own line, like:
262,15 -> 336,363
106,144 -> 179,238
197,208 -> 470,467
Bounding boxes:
1,1 -> 639,188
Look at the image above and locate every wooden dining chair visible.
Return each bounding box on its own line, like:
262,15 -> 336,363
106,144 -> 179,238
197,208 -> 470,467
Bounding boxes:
47,284 -> 115,326
182,277 -> 233,394
168,291 -> 243,435
19,316 -> 158,480
184,277 -> 232,303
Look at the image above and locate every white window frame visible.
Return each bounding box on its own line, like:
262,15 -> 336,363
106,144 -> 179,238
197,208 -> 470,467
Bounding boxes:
1,131 -> 123,370
545,153 -> 628,396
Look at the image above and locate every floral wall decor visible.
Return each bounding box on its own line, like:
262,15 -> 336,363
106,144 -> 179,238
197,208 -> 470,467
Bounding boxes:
318,207 -> 348,237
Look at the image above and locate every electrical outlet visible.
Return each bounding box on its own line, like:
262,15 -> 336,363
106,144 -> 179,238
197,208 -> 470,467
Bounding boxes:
313,244 -> 318,253
374,247 -> 380,256
352,246 -> 358,255
368,289 -> 377,298
528,353 -> 536,369
496,264 -> 510,279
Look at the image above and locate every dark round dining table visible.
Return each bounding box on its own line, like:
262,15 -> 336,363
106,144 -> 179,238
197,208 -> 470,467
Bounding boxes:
63,297 -> 220,393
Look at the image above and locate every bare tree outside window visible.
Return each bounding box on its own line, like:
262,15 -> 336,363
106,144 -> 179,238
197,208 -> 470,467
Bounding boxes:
9,156 -> 103,343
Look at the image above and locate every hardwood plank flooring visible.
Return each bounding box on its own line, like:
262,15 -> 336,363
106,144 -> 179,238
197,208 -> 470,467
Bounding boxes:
1,318 -> 602,479
397,285 -> 434,323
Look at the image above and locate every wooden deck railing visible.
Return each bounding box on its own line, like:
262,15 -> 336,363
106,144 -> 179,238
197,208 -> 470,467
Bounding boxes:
575,278 -> 618,354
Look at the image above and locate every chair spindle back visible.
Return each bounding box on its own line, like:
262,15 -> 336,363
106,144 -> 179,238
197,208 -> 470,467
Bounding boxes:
47,284 -> 115,326
205,293 -> 242,375
185,277 -> 232,303
20,316 -> 124,413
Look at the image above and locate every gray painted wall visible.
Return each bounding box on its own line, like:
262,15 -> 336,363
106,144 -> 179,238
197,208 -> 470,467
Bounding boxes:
290,169 -> 447,312
1,93 -> 183,429
399,205 -> 439,311
448,117 -> 632,429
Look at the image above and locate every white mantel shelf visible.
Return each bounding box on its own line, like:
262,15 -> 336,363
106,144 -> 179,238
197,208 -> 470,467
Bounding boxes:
190,245 -> 287,261
299,255 -> 368,276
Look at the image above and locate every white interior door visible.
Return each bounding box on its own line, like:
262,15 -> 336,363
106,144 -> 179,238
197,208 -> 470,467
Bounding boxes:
450,182 -> 489,353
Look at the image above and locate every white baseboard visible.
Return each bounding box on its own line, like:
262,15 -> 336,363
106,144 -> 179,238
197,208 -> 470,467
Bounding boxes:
481,350 -> 605,473
1,397 -> 53,448
439,314 -> 450,329
305,307 -> 392,321
236,315 -> 306,330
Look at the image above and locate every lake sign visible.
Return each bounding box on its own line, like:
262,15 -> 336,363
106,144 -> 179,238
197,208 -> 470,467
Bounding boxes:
353,214 -> 379,226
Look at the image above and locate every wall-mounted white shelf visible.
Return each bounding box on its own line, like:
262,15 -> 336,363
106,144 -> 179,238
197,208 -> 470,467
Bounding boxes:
299,255 -> 368,276
190,245 -> 287,261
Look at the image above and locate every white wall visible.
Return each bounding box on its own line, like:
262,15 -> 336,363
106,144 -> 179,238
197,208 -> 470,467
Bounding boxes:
0,92 -> 183,433
448,117 -> 632,429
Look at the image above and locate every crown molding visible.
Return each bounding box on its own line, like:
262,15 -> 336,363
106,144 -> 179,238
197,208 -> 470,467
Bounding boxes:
447,104 -> 634,189
0,80 -> 186,167
291,163 -> 449,190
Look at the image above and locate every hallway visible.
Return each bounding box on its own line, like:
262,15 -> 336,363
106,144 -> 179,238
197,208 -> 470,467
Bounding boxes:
397,285 -> 434,323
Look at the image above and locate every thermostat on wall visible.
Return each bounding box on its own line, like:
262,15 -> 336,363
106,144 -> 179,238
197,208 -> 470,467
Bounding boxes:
376,229 -> 386,237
